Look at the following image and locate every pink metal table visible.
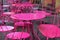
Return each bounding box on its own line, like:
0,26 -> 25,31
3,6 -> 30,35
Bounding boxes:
10,11 -> 50,40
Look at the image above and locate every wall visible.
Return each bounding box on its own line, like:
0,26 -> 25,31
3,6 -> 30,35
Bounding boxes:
56,0 -> 60,8
43,0 -> 52,6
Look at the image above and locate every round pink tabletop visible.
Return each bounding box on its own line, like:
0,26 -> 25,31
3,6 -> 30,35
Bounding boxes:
6,32 -> 30,39
10,12 -> 48,20
0,26 -> 14,31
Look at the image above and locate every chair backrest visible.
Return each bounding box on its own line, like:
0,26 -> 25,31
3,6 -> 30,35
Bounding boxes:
14,21 -> 25,27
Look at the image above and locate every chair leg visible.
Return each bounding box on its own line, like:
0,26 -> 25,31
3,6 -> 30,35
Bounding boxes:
47,37 -> 48,40
23,38 -> 25,40
22,26 -> 24,32
14,25 -> 17,31
20,38 -> 22,40
27,26 -> 30,33
5,37 -> 7,40
30,36 -> 33,40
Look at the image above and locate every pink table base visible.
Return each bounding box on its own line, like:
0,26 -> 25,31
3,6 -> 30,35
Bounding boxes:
0,26 -> 14,31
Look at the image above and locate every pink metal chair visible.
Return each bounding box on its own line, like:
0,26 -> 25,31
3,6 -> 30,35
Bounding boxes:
14,21 -> 33,33
38,24 -> 60,40
0,26 -> 14,37
7,0 -> 14,4
5,21 -> 33,40
7,0 -> 20,4
7,0 -> 31,4
14,21 -> 34,40
1,6 -> 14,33
20,6 -> 33,13
14,6 -> 31,13
0,12 -> 15,25
0,14 -> 6,25
5,32 -> 31,40
35,4 -> 60,39
10,2 -> 34,13
38,13 -> 60,40
14,21 -> 24,31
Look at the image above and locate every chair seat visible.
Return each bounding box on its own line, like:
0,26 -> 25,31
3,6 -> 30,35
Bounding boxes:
38,24 -> 59,38
3,12 -> 15,15
0,26 -> 14,32
6,32 -> 30,39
